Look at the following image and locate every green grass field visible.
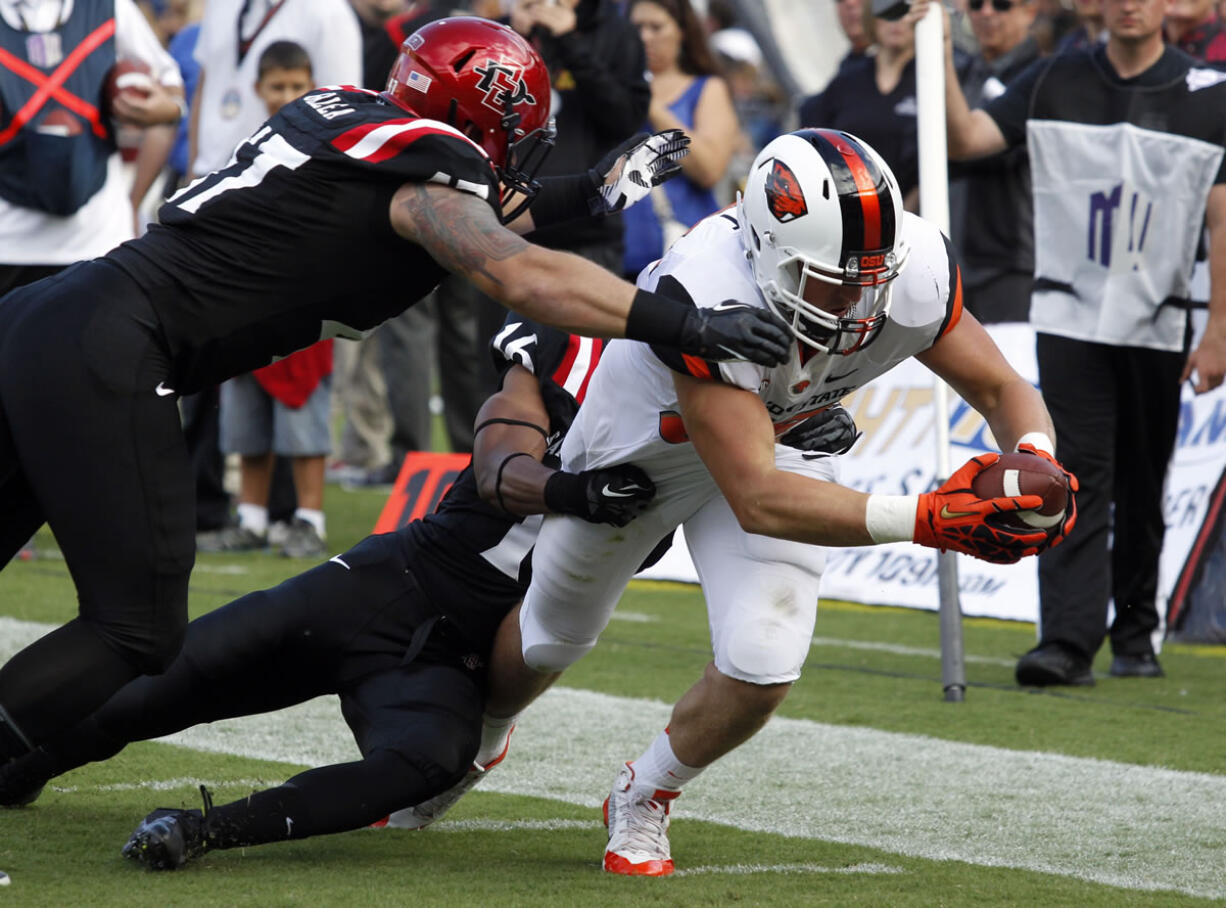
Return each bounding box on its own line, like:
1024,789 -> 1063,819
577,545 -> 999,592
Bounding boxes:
1,484 -> 1224,906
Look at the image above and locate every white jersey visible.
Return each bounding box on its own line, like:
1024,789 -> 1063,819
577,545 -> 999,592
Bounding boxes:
561,209 -> 961,474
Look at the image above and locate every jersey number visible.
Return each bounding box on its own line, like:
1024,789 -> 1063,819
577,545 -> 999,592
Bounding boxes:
169,126 -> 311,215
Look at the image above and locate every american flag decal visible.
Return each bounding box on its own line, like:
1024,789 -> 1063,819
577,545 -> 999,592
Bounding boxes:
407,71 -> 431,93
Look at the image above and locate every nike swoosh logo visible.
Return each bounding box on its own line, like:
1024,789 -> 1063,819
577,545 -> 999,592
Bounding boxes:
329,555 -> 350,570
710,303 -> 746,313
155,382 -> 176,397
828,369 -> 858,381
603,483 -> 648,498
940,505 -> 978,520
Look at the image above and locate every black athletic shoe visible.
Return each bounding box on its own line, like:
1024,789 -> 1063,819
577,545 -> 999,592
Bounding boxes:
0,747 -> 52,808
123,786 -> 213,870
1109,652 -> 1164,678
1015,644 -> 1095,687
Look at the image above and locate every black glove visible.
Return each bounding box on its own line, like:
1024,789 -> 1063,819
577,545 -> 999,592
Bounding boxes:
587,129 -> 691,216
544,463 -> 656,527
679,302 -> 792,366
780,405 -> 862,456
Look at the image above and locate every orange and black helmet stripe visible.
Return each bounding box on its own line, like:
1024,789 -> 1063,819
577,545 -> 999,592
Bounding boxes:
799,128 -> 898,269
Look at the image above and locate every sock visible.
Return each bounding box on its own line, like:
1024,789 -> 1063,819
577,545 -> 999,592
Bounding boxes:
294,507 -> 326,538
475,713 -> 516,768
236,503 -> 269,535
630,728 -> 703,797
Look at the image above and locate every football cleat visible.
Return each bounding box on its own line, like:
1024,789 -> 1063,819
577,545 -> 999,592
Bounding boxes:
0,747 -> 50,808
122,786 -> 213,870
382,725 -> 514,830
602,762 -> 679,877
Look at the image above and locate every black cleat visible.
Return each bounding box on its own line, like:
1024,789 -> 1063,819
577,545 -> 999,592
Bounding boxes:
0,747 -> 53,808
123,786 -> 214,870
122,807 -> 207,870
1015,644 -> 1095,687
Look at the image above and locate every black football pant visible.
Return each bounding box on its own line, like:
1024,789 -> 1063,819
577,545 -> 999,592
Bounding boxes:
0,262 -> 194,756
17,532 -> 483,846
1034,333 -> 1184,661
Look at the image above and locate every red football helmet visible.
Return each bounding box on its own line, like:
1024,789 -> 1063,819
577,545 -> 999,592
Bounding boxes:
384,16 -> 554,222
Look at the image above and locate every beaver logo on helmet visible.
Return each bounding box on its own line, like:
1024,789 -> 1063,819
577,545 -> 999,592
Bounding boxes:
764,159 -> 807,223
474,59 -> 538,115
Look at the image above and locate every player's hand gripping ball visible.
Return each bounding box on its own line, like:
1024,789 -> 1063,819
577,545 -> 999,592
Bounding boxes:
971,451 -> 1067,530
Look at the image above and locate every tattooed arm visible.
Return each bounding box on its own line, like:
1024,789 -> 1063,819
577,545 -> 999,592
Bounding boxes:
388,182 -> 792,367
389,181 -> 640,338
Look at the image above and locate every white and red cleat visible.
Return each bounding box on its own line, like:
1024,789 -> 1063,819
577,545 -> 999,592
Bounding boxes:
380,725 -> 515,830
602,761 -> 679,876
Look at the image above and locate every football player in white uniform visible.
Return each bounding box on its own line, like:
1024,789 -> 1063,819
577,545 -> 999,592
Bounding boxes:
410,129 -> 1079,874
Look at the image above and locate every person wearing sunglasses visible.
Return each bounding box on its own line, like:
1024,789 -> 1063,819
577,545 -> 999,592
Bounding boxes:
947,0 -> 1041,324
924,0 -> 1226,686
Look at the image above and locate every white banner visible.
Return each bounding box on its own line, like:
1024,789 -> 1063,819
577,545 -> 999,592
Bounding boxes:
639,324 -> 1226,623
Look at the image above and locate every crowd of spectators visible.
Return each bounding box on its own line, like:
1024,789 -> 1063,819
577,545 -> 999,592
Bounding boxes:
9,0 -> 1226,690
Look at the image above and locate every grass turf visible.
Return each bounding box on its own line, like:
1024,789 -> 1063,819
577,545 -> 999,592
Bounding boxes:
0,484 -> 1223,905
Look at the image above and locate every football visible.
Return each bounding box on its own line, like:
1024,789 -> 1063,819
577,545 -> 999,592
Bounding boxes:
971,451 -> 1068,530
36,108 -> 83,136
104,59 -> 154,113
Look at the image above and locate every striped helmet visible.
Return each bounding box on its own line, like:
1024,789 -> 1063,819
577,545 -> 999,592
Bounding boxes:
736,129 -> 909,354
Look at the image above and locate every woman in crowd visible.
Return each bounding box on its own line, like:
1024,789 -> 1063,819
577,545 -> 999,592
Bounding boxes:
622,0 -> 740,278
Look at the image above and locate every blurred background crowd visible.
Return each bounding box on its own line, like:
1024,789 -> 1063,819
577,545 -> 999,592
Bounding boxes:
11,0 -> 1226,557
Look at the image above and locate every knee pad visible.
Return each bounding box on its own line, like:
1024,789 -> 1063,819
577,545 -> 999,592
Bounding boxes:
384,716 -> 479,794
718,617 -> 809,685
519,606 -> 595,673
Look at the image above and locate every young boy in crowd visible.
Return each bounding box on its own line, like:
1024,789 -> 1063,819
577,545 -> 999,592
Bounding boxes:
197,41 -> 333,559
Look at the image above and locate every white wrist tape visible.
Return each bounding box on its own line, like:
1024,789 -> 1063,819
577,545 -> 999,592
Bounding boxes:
864,494 -> 919,544
1014,432 -> 1054,456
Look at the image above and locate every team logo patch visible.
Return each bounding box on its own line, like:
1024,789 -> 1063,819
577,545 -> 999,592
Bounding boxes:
474,58 -> 537,114
765,159 -> 807,223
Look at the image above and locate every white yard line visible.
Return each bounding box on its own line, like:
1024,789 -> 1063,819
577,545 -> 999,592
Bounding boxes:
3,616 -> 1223,898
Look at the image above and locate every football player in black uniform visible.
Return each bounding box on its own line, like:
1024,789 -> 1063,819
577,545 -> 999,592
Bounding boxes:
0,16 -> 792,771
0,315 -> 661,869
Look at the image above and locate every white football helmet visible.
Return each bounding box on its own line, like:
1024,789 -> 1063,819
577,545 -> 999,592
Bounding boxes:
736,128 -> 909,355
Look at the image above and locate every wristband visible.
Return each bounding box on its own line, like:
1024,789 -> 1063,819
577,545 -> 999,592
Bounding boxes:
1014,432 -> 1055,456
543,470 -> 584,515
865,494 -> 918,544
527,172 -> 599,230
624,289 -> 690,347
495,451 -> 534,514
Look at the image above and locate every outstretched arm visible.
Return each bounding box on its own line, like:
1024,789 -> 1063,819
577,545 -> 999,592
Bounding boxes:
389,181 -> 791,367
676,372 -> 1050,563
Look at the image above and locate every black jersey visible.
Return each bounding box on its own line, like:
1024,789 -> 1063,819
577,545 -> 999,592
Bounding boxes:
400,317 -> 605,649
106,87 -> 501,394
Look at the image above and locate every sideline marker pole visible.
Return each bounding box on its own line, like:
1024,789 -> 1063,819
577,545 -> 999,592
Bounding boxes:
914,0 -> 966,701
